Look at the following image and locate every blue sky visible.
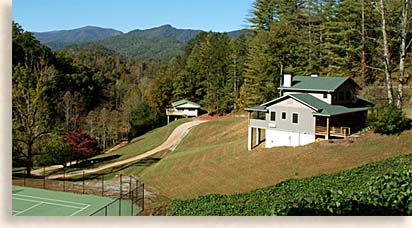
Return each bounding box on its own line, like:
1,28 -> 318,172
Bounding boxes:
12,0 -> 255,33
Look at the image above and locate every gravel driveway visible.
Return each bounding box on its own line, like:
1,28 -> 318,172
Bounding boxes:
45,120 -> 208,179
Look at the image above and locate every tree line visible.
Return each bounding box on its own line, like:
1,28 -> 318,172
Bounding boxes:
149,0 -> 411,113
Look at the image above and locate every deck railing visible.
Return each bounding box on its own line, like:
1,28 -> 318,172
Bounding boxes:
166,109 -> 197,117
249,119 -> 267,129
315,126 -> 351,138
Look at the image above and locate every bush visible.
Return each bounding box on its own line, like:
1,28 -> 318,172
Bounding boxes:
36,135 -> 71,167
368,106 -> 411,135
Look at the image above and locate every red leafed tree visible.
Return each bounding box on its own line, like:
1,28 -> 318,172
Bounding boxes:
64,129 -> 101,164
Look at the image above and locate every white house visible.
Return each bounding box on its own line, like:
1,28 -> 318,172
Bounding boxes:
166,99 -> 201,124
245,73 -> 373,150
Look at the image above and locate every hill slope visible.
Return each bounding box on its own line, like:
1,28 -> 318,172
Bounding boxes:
168,153 -> 412,215
137,116 -> 412,200
34,26 -> 123,50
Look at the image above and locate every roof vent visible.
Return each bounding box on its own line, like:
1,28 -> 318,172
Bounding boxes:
283,73 -> 293,87
311,73 -> 319,78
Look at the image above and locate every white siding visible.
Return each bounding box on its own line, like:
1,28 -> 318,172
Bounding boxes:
284,91 -> 331,104
167,109 -> 198,117
309,92 -> 331,104
266,97 -> 316,135
266,129 -> 315,147
176,103 -> 200,109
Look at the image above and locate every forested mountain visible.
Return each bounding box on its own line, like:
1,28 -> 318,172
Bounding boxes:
34,26 -> 123,50
126,24 -> 202,43
37,24 -> 250,63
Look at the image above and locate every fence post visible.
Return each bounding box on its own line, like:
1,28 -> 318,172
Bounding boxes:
82,171 -> 85,194
23,170 -> 26,187
141,183 -> 144,212
129,176 -> 132,199
119,174 -> 122,216
101,175 -> 104,196
63,168 -> 65,192
43,167 -> 46,189
119,174 -> 123,197
131,188 -> 134,216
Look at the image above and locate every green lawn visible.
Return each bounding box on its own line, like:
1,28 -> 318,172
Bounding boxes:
93,118 -> 191,161
138,116 -> 412,200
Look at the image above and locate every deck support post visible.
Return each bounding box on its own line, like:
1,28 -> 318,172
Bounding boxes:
326,117 -> 330,140
167,115 -> 170,125
248,126 -> 253,151
256,128 -> 260,146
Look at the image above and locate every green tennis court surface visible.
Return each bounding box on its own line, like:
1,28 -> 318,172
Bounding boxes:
12,185 -> 138,216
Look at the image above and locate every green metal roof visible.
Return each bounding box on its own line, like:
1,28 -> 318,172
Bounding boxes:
290,93 -> 370,116
244,106 -> 267,112
279,76 -> 357,92
246,93 -> 372,117
172,99 -> 200,108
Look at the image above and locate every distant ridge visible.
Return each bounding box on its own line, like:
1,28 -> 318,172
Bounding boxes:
35,24 -> 250,62
34,26 -> 124,50
126,24 -> 203,44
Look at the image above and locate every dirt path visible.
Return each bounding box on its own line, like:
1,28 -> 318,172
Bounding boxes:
45,119 -> 208,179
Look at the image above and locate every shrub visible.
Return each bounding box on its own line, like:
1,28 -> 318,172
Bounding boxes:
36,135 -> 71,167
368,106 -> 411,135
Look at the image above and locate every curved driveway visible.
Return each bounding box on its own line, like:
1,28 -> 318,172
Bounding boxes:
46,120 -> 208,179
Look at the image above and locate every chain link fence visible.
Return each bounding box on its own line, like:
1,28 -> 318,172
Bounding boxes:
12,169 -> 144,215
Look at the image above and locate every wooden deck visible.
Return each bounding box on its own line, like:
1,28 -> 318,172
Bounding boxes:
315,126 -> 351,138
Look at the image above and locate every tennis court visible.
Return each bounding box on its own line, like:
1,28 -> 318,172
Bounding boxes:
12,185 -> 138,216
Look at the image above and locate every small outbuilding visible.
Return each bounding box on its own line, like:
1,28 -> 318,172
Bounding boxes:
166,99 -> 201,124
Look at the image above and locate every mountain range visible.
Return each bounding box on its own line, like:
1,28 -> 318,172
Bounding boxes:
33,24 -> 250,62
34,26 -> 124,50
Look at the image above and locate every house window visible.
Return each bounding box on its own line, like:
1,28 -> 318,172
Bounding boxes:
323,93 -> 328,99
270,112 -> 276,121
282,112 -> 287,120
292,113 -> 298,124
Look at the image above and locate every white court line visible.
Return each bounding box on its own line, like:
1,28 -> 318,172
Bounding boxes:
70,204 -> 91,216
13,197 -> 85,209
13,193 -> 90,207
14,202 -> 43,216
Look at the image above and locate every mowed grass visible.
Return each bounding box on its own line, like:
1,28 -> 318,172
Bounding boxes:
60,118 -> 192,174
138,116 -> 412,200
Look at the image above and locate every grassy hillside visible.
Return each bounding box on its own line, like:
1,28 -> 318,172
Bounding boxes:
168,153 -> 412,215
138,115 -> 412,200
59,118 -> 192,175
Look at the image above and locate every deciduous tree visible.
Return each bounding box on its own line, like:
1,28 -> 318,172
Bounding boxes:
64,129 -> 101,164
